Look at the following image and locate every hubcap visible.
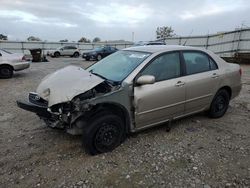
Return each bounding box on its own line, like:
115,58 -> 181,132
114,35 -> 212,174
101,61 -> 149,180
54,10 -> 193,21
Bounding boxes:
215,96 -> 226,112
1,68 -> 11,76
94,123 -> 119,151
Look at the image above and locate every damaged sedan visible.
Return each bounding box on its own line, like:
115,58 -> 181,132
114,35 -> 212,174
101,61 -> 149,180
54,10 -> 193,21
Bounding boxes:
17,45 -> 242,155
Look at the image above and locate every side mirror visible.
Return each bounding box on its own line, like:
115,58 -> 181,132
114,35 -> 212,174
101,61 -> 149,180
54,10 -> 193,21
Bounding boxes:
136,75 -> 155,85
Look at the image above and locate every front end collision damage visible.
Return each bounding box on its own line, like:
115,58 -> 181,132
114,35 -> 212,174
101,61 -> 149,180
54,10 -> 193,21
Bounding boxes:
17,67 -> 134,135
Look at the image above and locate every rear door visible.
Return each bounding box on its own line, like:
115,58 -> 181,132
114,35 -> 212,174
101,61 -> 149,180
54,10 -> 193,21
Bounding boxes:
134,51 -> 186,128
68,46 -> 77,56
181,51 -> 220,113
64,46 -> 72,55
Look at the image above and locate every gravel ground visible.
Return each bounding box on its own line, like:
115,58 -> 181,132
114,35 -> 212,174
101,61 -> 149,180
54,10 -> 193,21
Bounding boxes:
0,57 -> 250,188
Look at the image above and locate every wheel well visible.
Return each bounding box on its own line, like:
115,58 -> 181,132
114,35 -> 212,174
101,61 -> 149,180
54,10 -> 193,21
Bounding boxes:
219,86 -> 232,99
54,51 -> 60,55
0,64 -> 14,70
89,103 -> 130,133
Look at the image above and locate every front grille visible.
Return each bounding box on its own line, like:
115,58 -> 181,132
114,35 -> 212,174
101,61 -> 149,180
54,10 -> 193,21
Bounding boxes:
29,92 -> 48,107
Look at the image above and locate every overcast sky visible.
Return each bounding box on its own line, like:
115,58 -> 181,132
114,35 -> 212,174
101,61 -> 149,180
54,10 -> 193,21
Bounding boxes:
1,0 -> 250,42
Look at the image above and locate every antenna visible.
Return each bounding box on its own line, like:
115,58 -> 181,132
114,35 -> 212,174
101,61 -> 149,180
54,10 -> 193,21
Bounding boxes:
183,29 -> 193,46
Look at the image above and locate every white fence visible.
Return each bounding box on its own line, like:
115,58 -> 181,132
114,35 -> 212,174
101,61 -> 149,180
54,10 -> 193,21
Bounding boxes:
0,41 -> 133,55
1,28 -> 250,57
165,28 -> 250,57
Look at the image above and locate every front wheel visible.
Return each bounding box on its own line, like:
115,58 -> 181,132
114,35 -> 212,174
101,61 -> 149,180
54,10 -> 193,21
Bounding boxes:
97,54 -> 102,61
54,52 -> 60,58
208,89 -> 230,118
82,113 -> 125,155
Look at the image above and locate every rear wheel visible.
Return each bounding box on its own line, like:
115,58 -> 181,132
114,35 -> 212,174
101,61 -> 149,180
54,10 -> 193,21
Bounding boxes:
208,89 -> 230,118
0,65 -> 13,79
82,113 -> 125,155
73,52 -> 79,58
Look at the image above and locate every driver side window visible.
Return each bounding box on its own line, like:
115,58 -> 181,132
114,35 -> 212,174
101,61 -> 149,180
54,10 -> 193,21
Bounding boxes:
140,52 -> 181,82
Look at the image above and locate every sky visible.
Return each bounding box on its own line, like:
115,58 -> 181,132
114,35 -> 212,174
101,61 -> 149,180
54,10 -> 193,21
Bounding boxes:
0,0 -> 250,42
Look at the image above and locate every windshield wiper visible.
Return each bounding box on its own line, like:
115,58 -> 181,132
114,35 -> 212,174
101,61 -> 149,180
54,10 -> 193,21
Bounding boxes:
89,69 -> 108,80
89,69 -> 119,85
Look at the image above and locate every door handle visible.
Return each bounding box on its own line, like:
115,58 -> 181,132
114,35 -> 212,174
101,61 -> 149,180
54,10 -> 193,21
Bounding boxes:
175,81 -> 185,87
211,73 -> 219,78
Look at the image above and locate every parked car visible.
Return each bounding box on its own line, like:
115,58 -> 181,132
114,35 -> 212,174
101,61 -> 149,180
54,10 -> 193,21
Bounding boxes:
0,49 -> 30,78
134,41 -> 166,46
47,46 -> 80,58
17,45 -> 241,155
82,46 -> 118,61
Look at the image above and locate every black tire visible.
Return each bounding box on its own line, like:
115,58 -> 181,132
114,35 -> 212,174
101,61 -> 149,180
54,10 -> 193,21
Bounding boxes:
82,113 -> 125,155
73,52 -> 79,58
97,54 -> 102,61
85,57 -> 90,61
0,65 -> 13,79
208,89 -> 230,118
54,52 -> 60,58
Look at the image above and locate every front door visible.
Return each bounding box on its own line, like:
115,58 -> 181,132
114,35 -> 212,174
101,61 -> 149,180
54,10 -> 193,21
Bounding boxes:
134,52 -> 185,128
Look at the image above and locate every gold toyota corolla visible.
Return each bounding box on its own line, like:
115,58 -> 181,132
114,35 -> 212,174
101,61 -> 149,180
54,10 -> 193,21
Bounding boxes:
17,45 -> 242,155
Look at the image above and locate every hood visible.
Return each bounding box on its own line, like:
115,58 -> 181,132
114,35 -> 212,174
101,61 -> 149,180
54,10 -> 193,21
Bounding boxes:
36,66 -> 104,107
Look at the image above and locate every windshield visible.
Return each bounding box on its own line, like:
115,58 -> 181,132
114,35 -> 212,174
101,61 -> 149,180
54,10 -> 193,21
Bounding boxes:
94,47 -> 104,51
87,50 -> 151,82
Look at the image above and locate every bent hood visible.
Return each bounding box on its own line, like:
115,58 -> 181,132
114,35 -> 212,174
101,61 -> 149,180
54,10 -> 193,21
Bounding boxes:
36,66 -> 104,107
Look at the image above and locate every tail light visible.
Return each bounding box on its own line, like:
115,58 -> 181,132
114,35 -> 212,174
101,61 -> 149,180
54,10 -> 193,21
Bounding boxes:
239,68 -> 242,76
21,56 -> 26,61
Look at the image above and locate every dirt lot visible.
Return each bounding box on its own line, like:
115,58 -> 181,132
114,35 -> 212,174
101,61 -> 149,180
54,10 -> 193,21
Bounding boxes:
0,57 -> 250,188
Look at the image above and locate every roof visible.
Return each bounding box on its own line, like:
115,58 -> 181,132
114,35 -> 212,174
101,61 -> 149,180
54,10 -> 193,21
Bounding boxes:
123,45 -> 200,53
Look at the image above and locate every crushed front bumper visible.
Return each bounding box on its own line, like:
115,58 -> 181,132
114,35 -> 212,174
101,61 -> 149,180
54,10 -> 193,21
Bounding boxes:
17,99 -> 51,118
17,92 -> 51,118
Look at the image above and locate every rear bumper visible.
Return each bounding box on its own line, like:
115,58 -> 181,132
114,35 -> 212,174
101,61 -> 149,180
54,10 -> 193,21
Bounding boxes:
17,99 -> 51,118
13,62 -> 30,71
231,84 -> 242,99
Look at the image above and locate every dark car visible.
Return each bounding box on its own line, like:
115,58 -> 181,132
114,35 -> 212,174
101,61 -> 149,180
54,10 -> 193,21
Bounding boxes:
82,46 -> 118,61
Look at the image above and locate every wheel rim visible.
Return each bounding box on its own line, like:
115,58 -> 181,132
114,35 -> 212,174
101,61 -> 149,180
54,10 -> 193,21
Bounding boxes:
214,95 -> 226,113
0,68 -> 11,76
97,55 -> 102,61
74,53 -> 79,57
94,123 -> 119,152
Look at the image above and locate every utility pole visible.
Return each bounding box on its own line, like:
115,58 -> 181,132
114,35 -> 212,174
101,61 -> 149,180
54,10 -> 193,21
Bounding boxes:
132,32 -> 134,42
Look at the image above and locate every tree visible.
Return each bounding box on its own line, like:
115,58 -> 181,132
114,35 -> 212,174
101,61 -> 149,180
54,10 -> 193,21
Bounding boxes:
156,26 -> 175,39
27,36 -> 41,41
0,34 -> 8,40
59,39 -> 68,42
92,37 -> 101,43
78,37 -> 91,43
